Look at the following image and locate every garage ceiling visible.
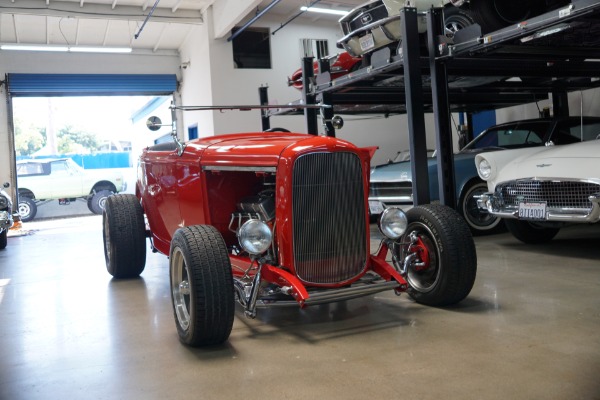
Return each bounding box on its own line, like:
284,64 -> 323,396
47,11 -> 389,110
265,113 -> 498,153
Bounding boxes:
0,0 -> 361,53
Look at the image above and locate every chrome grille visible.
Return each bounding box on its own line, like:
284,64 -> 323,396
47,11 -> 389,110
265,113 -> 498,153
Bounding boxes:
369,181 -> 413,198
496,180 -> 600,210
292,152 -> 367,284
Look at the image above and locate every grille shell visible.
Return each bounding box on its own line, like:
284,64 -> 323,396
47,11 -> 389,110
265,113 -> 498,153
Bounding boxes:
495,179 -> 600,211
292,152 -> 367,285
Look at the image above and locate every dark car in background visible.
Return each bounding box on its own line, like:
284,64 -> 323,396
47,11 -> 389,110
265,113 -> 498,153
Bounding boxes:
369,116 -> 600,235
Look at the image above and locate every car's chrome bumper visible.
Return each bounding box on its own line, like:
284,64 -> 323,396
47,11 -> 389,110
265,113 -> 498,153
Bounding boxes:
337,14 -> 402,56
477,193 -> 600,223
0,210 -> 14,231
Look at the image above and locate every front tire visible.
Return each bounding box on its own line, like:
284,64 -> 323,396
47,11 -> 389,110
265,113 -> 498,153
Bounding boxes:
443,7 -> 475,38
403,204 -> 477,306
170,225 -> 234,347
459,181 -> 505,236
504,219 -> 560,244
0,229 -> 7,250
18,197 -> 37,222
90,190 -> 113,215
103,194 -> 146,278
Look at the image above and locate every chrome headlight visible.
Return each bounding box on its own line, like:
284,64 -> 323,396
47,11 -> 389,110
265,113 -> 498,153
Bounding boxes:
378,207 -> 408,240
477,159 -> 492,180
0,195 -> 8,209
238,219 -> 273,255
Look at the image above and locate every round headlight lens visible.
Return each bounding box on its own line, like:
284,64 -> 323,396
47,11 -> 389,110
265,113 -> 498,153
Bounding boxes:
0,195 -> 8,209
238,219 -> 273,255
478,159 -> 492,180
379,207 -> 408,240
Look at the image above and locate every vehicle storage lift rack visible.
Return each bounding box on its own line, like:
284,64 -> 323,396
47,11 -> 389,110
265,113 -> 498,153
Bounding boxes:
262,0 -> 600,209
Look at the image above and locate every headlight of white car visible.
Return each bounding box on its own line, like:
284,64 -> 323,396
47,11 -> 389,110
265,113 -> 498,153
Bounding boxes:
0,195 -> 8,209
477,158 -> 492,180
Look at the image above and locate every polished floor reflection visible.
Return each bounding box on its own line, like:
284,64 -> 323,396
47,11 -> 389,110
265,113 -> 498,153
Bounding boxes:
1,216 -> 599,400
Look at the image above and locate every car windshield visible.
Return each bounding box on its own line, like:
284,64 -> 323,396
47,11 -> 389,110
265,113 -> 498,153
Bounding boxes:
463,121 -> 550,151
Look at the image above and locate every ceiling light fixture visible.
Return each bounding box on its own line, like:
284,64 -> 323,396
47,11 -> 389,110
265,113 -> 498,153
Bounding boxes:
300,6 -> 349,16
0,44 -> 132,53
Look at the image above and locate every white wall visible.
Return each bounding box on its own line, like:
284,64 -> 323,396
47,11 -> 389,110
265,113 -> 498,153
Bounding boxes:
178,14 -> 444,166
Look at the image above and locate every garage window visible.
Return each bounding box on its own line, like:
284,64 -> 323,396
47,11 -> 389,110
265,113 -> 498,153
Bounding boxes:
232,27 -> 272,69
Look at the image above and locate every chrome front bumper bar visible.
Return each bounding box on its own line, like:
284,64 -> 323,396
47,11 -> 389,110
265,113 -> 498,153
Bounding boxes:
478,193 -> 600,223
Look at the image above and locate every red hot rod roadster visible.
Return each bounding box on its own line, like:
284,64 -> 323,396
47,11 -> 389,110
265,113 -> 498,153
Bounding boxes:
103,131 -> 477,346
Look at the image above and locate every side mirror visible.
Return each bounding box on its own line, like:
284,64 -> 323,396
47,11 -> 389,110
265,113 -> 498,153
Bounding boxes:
3,182 -> 9,189
332,115 -> 344,130
146,116 -> 163,131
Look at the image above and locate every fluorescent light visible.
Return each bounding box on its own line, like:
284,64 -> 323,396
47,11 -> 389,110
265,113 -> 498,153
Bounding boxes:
70,47 -> 132,53
300,6 -> 348,16
0,44 -> 132,53
1,44 -> 69,52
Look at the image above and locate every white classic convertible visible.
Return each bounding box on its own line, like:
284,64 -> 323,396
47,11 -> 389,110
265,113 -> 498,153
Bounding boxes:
475,139 -> 600,243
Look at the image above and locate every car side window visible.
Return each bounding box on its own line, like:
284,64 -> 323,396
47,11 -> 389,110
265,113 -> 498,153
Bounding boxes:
51,161 -> 68,174
17,163 -> 45,176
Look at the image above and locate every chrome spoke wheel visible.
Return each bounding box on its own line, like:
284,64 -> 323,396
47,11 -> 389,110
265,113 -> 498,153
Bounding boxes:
171,248 -> 191,331
406,224 -> 440,293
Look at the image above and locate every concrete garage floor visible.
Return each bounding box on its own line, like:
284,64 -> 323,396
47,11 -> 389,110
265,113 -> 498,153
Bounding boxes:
1,216 -> 599,400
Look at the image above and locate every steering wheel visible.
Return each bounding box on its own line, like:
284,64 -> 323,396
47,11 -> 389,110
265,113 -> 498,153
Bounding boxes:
264,127 -> 290,133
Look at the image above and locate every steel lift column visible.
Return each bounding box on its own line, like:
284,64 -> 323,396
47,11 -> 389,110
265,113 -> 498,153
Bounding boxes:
428,7 -> 456,209
301,57 -> 319,135
401,7 -> 430,205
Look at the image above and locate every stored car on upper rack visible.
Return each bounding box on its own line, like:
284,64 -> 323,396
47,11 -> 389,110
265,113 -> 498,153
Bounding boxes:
368,116 -> 600,235
288,52 -> 362,91
16,158 -> 126,222
336,0 -> 570,57
475,138 -> 600,243
0,182 -> 14,250
102,121 -> 477,347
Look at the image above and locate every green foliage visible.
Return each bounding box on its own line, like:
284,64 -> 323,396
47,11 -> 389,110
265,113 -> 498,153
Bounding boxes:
14,118 -> 46,156
14,118 -> 100,156
57,125 -> 99,154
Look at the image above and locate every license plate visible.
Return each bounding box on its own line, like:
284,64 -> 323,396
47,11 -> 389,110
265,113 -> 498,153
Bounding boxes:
359,33 -> 375,52
518,202 -> 547,220
369,200 -> 385,215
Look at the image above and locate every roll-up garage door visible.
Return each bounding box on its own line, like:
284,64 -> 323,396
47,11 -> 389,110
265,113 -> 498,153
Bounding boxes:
7,74 -> 177,96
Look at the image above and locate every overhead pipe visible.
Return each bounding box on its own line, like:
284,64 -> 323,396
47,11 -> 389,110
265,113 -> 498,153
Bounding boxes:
227,0 -> 284,42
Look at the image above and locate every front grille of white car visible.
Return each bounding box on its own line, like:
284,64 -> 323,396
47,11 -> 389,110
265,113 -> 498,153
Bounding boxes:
495,179 -> 600,210
292,152 -> 367,284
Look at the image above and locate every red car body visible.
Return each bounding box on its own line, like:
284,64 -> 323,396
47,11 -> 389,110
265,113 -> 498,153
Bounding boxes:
288,52 -> 362,90
103,131 -> 476,346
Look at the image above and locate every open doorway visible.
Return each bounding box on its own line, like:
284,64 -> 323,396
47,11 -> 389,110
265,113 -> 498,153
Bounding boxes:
12,95 -> 173,221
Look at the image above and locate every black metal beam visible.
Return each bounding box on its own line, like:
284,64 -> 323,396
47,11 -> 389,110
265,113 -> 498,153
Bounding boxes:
227,0 -> 283,42
401,7 -> 430,205
302,57 -> 319,135
258,86 -> 270,131
428,8 -> 456,209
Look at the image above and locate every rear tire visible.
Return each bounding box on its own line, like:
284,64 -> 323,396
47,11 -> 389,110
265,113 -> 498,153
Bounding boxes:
504,219 -> 560,244
90,190 -> 113,215
404,204 -> 477,306
0,229 -> 7,250
103,194 -> 146,278
170,225 -> 234,347
18,197 -> 37,222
